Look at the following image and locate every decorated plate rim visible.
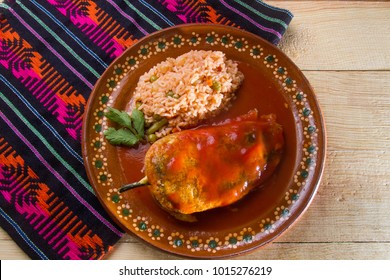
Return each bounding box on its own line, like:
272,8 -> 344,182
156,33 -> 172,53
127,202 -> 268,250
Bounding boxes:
82,23 -> 326,258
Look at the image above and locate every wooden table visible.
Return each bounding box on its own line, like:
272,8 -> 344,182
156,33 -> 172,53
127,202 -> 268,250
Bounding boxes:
1,1 -> 389,260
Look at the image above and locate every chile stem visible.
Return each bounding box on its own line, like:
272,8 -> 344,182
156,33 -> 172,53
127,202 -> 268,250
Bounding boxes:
119,176 -> 149,193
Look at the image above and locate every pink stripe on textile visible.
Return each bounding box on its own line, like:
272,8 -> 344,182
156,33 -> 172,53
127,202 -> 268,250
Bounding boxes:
159,0 -> 189,23
0,164 -> 85,259
0,111 -> 123,237
46,0 -> 127,58
0,47 -> 80,140
8,8 -> 94,89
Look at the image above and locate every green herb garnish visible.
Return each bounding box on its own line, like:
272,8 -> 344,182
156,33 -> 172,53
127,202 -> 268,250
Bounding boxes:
103,127 -> 139,146
103,107 -> 145,147
131,108 -> 145,138
104,107 -> 132,129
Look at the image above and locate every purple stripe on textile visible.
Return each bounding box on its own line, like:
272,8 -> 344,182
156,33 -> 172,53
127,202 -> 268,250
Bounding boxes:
0,111 -> 123,237
220,0 -> 282,39
0,48 -> 80,141
46,0 -> 127,58
106,0 -> 149,36
8,8 -> 94,89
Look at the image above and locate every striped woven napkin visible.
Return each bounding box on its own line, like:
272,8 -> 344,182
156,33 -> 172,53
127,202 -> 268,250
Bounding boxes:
0,0 -> 293,259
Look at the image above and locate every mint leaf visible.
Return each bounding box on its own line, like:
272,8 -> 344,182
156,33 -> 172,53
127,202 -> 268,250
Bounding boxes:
131,108 -> 145,137
105,107 -> 132,129
103,127 -> 138,146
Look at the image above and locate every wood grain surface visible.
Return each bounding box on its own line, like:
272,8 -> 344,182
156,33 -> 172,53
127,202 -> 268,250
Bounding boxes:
1,1 -> 389,260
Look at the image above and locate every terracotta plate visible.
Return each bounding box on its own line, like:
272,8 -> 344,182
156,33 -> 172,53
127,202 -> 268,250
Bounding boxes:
82,24 -> 326,258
